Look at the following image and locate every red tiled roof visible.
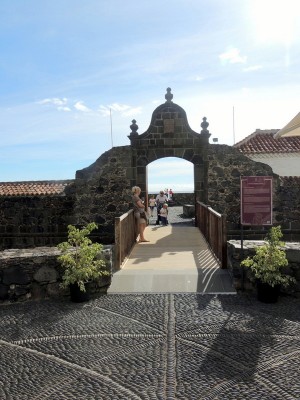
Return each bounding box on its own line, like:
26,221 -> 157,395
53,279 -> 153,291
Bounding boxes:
0,180 -> 73,197
234,129 -> 300,154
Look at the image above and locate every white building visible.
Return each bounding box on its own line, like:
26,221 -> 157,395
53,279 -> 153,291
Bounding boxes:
234,129 -> 300,177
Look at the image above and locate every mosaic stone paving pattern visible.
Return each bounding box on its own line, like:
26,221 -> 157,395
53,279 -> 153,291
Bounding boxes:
0,294 -> 299,399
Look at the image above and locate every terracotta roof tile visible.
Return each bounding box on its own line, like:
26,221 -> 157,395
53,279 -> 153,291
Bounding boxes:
234,129 -> 300,154
0,180 -> 73,197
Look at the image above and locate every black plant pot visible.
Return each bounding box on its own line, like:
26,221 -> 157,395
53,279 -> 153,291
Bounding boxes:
69,283 -> 90,303
256,281 -> 280,303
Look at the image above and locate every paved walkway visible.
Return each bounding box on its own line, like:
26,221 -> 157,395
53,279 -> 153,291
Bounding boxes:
109,207 -> 235,294
1,294 -> 299,399
1,207 -> 299,399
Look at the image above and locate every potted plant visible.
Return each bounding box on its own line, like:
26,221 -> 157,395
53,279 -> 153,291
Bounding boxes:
57,222 -> 109,302
241,225 -> 296,303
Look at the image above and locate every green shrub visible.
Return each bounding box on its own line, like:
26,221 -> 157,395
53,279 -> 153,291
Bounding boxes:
57,223 -> 109,292
241,226 -> 296,288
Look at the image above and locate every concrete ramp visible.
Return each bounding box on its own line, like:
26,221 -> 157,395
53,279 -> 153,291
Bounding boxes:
108,225 -> 236,294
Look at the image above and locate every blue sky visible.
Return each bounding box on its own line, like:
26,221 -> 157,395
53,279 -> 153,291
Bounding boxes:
1,0 -> 300,192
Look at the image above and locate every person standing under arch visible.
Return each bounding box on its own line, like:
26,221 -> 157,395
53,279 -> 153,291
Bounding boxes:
132,186 -> 149,243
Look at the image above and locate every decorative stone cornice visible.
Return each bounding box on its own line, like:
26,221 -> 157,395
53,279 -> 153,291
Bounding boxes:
128,119 -> 139,142
200,117 -> 211,141
165,87 -> 173,103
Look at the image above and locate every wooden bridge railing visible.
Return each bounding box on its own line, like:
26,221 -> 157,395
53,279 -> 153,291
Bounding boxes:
114,209 -> 138,272
196,201 -> 227,268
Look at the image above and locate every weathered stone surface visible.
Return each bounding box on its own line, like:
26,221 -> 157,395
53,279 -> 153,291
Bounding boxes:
3,266 -> 30,285
183,204 -> 195,218
0,246 -> 113,303
46,282 -> 62,297
208,146 -> 300,241
0,284 -> 8,300
34,266 -> 58,283
227,240 -> 300,296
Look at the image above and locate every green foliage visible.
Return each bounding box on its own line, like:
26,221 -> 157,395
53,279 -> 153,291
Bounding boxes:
241,226 -> 296,288
57,223 -> 109,292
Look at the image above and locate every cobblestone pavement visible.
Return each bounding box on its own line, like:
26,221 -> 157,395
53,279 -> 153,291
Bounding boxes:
1,293 -> 299,399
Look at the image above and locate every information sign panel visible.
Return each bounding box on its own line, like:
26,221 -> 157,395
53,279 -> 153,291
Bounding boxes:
241,176 -> 272,225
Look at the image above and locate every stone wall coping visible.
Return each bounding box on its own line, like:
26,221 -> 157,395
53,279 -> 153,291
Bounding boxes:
0,247 -> 61,260
228,240 -> 300,251
0,246 -> 112,261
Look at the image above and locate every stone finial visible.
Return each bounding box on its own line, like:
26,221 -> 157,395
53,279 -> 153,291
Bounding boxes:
129,119 -> 139,136
200,117 -> 209,134
165,87 -> 173,103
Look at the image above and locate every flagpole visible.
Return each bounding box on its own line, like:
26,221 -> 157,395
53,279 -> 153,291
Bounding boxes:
110,108 -> 113,148
233,106 -> 236,144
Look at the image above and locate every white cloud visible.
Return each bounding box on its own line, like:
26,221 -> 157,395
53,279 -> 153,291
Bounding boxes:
38,97 -> 68,106
122,106 -> 142,117
74,101 -> 91,112
110,103 -> 131,112
38,97 -> 71,112
57,106 -> 71,112
219,48 -> 247,64
98,103 -> 142,117
98,105 -> 111,117
243,65 -> 263,72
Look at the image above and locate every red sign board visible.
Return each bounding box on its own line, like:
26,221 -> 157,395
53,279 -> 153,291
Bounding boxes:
241,176 -> 272,226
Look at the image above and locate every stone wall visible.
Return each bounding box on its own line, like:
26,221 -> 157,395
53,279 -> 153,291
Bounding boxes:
73,146 -> 134,244
276,177 -> 300,236
227,240 -> 300,297
0,247 -> 112,303
170,193 -> 194,205
0,190 -> 75,250
207,145 -> 300,241
0,143 -> 299,251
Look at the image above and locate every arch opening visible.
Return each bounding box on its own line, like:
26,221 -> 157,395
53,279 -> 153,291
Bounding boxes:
147,157 -> 194,195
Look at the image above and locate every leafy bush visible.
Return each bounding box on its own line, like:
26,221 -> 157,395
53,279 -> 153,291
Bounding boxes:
57,223 -> 109,292
241,226 -> 296,288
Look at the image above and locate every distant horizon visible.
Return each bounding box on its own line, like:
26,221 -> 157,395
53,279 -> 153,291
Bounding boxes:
148,190 -> 194,194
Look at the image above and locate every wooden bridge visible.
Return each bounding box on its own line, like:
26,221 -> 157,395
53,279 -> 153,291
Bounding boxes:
108,204 -> 236,294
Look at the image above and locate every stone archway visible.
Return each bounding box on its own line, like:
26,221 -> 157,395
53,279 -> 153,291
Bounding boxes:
128,88 -> 211,205
74,87 -> 278,244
